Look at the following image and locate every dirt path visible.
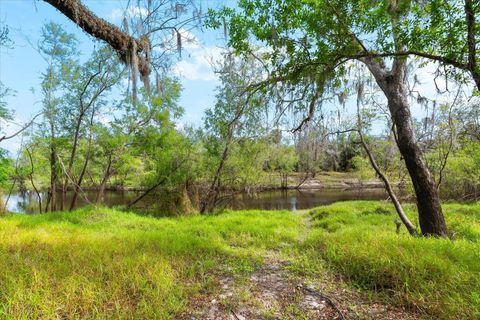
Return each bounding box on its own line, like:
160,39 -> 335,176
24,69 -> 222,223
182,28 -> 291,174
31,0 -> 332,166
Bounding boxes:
180,213 -> 420,319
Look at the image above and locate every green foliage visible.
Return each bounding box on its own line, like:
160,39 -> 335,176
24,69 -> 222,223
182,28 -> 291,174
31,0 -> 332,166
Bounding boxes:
438,142 -> 480,200
338,133 -> 361,171
0,149 -> 13,190
0,82 -> 12,124
407,1 -> 475,75
204,51 -> 270,140
306,201 -> 480,319
266,144 -> 298,174
223,138 -> 270,190
350,155 -> 375,180
23,23 -> 190,198
39,22 -> 78,61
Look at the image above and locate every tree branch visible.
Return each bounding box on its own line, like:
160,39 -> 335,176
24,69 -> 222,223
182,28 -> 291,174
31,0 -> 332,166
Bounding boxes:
43,0 -> 150,76
0,112 -> 42,143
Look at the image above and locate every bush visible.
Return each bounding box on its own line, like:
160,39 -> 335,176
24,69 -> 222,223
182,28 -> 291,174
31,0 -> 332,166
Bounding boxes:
437,142 -> 480,200
350,155 -> 375,180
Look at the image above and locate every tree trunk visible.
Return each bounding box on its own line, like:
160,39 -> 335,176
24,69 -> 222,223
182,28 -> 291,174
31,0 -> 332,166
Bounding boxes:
126,159 -> 186,209
69,143 -> 92,211
200,127 -> 234,213
69,104 -> 97,211
25,147 -> 42,214
60,182 -> 66,210
363,57 -> 448,237
361,135 -> 417,234
358,129 -> 417,235
49,125 -> 57,212
357,94 -> 417,235
464,0 -> 480,89
126,177 -> 167,209
387,92 -> 447,236
96,155 -> 113,204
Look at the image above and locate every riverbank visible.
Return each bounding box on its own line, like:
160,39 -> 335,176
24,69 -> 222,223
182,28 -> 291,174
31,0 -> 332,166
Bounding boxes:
215,171 -> 394,190
4,171 -> 399,214
0,201 -> 477,318
15,171 -> 393,194
4,187 -> 391,214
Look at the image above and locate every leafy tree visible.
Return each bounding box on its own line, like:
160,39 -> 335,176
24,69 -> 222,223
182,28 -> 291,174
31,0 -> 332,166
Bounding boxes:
208,0 -> 449,236
61,46 -> 124,210
396,1 -> 480,90
201,50 -> 271,212
0,149 -> 13,190
38,22 -> 79,211
266,144 -> 298,188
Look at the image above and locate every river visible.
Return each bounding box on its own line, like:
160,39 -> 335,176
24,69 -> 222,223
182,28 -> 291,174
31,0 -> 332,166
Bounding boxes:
3,188 -> 390,214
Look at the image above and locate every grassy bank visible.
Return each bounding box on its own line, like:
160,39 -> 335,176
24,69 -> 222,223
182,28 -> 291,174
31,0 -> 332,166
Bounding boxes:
0,202 -> 478,319
0,207 -> 301,318
305,201 -> 480,319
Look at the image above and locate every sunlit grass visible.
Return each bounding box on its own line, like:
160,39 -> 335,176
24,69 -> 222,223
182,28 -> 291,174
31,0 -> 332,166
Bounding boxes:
305,201 -> 480,319
0,207 -> 300,319
1,201 -> 478,319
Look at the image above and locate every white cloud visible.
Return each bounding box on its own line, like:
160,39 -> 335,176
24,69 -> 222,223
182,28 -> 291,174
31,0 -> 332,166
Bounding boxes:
110,7 -> 148,21
178,29 -> 200,49
173,45 -> 225,81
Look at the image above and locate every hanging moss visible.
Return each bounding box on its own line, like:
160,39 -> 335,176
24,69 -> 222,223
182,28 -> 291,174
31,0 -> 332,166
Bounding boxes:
131,40 -> 138,103
44,0 -> 152,101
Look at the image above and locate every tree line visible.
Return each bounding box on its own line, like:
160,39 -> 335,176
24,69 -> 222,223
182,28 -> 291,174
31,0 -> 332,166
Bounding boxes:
0,0 -> 479,238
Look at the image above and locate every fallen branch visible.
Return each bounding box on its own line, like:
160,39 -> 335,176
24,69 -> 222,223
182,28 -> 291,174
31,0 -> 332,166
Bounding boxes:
126,158 -> 187,209
299,285 -> 346,320
230,310 -> 241,320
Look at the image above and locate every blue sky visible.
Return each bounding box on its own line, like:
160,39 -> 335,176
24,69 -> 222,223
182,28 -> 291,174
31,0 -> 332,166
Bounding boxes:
0,0 -> 467,155
0,0 -> 228,153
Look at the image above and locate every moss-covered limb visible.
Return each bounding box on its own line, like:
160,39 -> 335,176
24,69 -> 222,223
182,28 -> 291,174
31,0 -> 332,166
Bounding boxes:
43,0 -> 150,76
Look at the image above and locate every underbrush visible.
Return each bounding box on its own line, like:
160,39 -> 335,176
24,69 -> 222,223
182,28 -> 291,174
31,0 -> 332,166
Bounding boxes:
305,201 -> 480,319
0,207 -> 300,318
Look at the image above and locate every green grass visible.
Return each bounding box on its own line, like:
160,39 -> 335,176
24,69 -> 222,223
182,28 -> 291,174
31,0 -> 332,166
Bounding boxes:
1,201 -> 479,319
305,201 -> 480,319
0,207 -> 301,319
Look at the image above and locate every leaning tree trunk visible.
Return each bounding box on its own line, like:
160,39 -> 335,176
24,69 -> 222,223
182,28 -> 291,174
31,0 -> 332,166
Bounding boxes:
96,155 -> 113,204
49,130 -> 57,212
357,96 -> 417,235
386,89 -> 447,236
69,140 -> 92,211
363,56 -> 448,237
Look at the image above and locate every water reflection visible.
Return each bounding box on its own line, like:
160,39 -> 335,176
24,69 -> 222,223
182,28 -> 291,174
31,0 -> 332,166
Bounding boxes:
227,188 -> 390,211
3,188 -> 390,214
4,190 -> 139,214
290,196 -> 297,211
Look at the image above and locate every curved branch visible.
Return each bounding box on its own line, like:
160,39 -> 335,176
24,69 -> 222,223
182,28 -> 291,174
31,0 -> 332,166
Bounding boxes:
43,0 -> 150,76
0,112 -> 42,143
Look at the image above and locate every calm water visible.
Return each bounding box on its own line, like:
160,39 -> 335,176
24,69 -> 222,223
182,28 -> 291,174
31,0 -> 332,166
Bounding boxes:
3,188 -> 390,214
228,188 -> 389,210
